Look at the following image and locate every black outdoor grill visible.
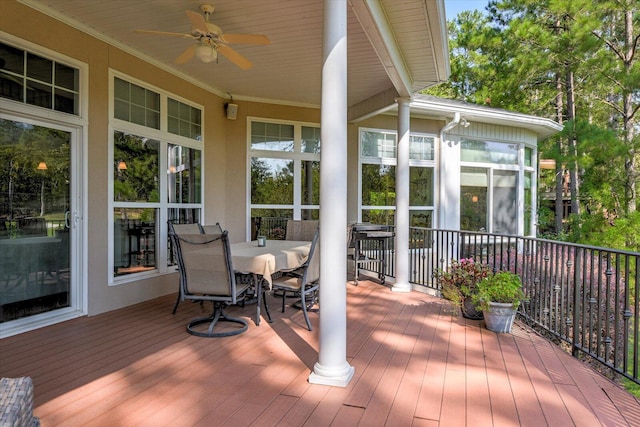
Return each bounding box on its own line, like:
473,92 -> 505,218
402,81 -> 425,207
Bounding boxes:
349,223 -> 394,285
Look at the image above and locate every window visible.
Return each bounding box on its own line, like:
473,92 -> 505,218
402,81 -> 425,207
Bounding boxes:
114,77 -> 160,129
461,139 -> 518,165
249,120 -> 320,239
111,74 -> 203,280
168,98 -> 201,140
359,129 -> 435,227
0,42 -> 79,115
460,139 -> 532,234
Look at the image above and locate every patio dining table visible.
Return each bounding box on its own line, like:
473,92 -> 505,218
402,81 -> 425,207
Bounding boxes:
230,239 -> 311,290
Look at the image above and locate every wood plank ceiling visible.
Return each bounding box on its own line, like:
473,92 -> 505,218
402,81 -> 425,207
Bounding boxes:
20,0 -> 448,109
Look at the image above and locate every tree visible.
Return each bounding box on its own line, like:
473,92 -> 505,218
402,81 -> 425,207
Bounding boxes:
427,0 -> 639,249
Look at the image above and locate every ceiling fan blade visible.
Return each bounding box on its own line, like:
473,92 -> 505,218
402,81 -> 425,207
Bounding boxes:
217,45 -> 253,70
175,45 -> 196,64
134,29 -> 194,39
219,34 -> 270,45
185,10 -> 209,34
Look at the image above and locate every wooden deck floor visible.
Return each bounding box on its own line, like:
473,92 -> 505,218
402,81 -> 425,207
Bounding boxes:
2,280 -> 640,426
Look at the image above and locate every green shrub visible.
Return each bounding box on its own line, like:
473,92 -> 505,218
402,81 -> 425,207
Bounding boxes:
472,271 -> 525,311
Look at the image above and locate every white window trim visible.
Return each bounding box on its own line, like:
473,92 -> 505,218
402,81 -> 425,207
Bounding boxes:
358,127 -> 437,225
108,70 -> 204,285
246,117 -> 321,240
459,138 -> 537,235
0,33 -> 89,337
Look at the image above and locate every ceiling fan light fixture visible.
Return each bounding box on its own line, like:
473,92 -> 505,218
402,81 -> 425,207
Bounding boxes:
195,43 -> 216,63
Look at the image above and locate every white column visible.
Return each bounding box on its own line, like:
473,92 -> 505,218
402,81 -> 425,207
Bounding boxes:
392,98 -> 412,292
308,0 -> 354,387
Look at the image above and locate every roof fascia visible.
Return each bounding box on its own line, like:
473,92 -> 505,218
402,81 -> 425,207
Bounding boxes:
349,0 -> 413,97
425,0 -> 451,84
410,98 -> 563,139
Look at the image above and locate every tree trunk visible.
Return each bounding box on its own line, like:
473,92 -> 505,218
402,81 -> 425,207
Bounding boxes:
622,9 -> 636,214
566,69 -> 580,217
555,71 -> 565,233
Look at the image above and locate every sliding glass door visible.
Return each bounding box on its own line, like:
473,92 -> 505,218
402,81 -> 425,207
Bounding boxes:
0,118 -> 72,323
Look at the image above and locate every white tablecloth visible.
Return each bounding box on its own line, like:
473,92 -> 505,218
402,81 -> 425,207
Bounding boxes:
231,240 -> 310,289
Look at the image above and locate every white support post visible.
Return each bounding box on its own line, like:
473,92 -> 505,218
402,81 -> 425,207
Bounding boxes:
393,98 -> 412,292
308,0 -> 354,387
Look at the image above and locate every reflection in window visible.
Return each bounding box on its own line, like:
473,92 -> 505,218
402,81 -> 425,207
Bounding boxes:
301,126 -> 321,153
361,164 -> 396,207
361,164 -> 396,226
361,130 -> 396,159
250,209 -> 292,240
301,160 -> 320,207
359,129 -> 436,225
113,207 -> 157,276
114,77 -> 160,129
524,147 -> 533,167
167,208 -> 202,265
113,131 -> 160,202
0,118 -> 72,321
362,209 -> 395,225
409,167 -> 433,206
0,42 -> 79,114
168,144 -> 201,204
410,135 -> 434,161
250,121 -> 294,151
168,98 -> 201,140
461,139 -> 518,165
410,210 -> 432,228
461,167 -> 488,231
249,120 -> 320,238
250,157 -> 294,205
492,170 -> 517,234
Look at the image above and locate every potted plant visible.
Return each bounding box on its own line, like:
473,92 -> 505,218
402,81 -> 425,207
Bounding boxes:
472,271 -> 525,333
437,258 -> 490,320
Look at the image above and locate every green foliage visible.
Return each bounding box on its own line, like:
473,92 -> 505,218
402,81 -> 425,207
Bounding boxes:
573,211 -> 640,252
436,258 -> 491,309
431,0 -> 640,241
472,271 -> 525,311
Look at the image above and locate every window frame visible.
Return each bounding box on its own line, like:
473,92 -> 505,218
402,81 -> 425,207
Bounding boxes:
108,70 -> 204,285
459,137 -> 537,235
358,127 -> 437,226
246,117 -> 321,239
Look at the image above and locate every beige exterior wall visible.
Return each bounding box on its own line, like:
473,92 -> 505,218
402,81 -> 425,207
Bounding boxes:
2,1 -> 212,314
2,1 -> 546,321
1,1 -> 326,316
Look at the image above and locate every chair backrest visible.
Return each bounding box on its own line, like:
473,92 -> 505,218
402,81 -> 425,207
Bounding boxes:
170,222 -> 202,235
201,223 -> 223,235
286,219 -> 319,241
301,228 -> 320,285
172,231 -> 241,302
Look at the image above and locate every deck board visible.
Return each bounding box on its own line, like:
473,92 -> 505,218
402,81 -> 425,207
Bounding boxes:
2,280 -> 640,426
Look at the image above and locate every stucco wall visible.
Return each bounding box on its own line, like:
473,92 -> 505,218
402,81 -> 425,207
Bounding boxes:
1,1 -> 542,320
2,1 -> 228,315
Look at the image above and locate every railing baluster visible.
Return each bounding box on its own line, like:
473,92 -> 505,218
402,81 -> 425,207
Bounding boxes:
283,219 -> 640,384
383,226 -> 640,385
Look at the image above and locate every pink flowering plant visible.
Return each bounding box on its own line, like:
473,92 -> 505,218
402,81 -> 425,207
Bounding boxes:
437,258 -> 491,312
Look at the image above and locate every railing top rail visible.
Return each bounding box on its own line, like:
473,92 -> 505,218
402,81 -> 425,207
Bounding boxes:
417,227 -> 640,257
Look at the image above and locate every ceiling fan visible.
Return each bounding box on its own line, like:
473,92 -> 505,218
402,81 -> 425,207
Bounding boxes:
134,4 -> 270,70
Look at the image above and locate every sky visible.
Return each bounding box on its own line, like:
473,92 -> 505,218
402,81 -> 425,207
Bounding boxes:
444,0 -> 489,19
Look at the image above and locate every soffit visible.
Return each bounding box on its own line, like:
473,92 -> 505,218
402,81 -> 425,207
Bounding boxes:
20,0 -> 448,108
